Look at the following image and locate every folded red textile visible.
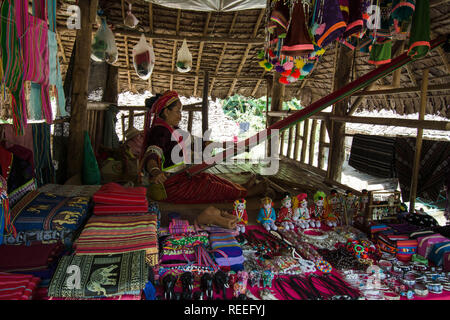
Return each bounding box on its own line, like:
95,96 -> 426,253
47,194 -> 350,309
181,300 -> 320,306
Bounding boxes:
0,273 -> 40,300
94,203 -> 149,215
0,243 -> 63,272
93,183 -> 147,206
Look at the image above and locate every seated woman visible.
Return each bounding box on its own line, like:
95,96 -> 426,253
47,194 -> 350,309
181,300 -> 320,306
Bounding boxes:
139,90 -> 268,204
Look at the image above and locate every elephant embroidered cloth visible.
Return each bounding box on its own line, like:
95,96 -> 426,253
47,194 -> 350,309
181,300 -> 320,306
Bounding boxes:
4,190 -> 90,242
48,251 -> 148,298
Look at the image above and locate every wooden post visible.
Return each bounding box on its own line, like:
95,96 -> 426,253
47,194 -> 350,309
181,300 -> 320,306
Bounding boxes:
293,123 -> 301,161
129,110 -> 135,128
202,71 -> 209,135
187,110 -> 194,134
409,69 -> 429,213
300,119 -> 309,163
268,73 -> 284,157
266,76 -> 272,158
326,44 -> 353,182
309,120 -> 318,166
318,121 -> 327,169
280,130 -> 285,156
287,126 -> 294,158
67,0 -> 98,180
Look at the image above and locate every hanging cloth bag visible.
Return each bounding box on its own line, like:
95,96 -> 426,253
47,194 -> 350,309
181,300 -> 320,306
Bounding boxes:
0,0 -> 27,135
132,34 -> 155,80
407,0 -> 430,59
16,0 -> 52,123
312,0 -> 347,48
91,17 -> 119,65
124,2 -> 139,28
176,39 -> 193,73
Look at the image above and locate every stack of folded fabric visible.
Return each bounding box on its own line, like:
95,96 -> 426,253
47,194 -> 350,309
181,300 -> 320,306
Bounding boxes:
3,191 -> 90,247
0,243 -> 66,300
209,231 -> 244,272
39,184 -> 101,198
73,214 -> 159,266
48,251 -> 147,300
0,272 -> 41,300
92,183 -> 148,215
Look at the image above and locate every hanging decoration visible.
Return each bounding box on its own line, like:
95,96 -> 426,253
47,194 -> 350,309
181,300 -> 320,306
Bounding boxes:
91,16 -> 119,65
258,0 -> 429,84
124,2 -> 139,29
132,34 -> 156,80
176,39 -> 193,73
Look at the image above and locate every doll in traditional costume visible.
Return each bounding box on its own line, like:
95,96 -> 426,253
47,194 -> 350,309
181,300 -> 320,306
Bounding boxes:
310,191 -> 326,229
343,190 -> 359,226
256,196 -> 277,232
293,193 -> 310,229
233,198 -> 248,233
276,193 -> 295,231
326,189 -> 343,227
354,189 -> 369,224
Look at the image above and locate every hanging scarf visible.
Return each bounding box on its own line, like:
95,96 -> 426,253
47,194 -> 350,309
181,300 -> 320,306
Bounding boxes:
0,0 -> 27,135
407,0 -> 430,59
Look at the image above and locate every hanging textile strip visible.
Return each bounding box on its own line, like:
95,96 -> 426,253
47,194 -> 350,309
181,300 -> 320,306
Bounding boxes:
16,0 -> 52,123
0,0 -> 27,135
32,123 -> 55,187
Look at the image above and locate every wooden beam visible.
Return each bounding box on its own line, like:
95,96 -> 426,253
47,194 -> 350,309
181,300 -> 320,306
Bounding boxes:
209,12 -> 238,96
194,12 -> 212,96
202,71 -> 209,135
266,110 -> 450,131
309,120 -> 318,165
251,71 -> 266,96
124,36 -> 131,91
406,64 -> 418,87
346,82 -> 377,116
148,3 -> 154,93
67,0 -> 98,179
56,31 -> 67,64
300,119 -> 309,163
57,26 -> 266,44
170,9 -> 182,91
293,123 -> 301,161
227,9 -> 265,97
430,0 -> 450,7
318,120 -> 327,170
409,69 -> 429,213
353,83 -> 450,96
287,126 -> 294,158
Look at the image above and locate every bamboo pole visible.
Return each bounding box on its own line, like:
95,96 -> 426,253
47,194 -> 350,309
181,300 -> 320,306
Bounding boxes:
300,119 -> 310,163
187,110 -> 194,134
287,126 -> 294,158
202,71 -> 209,135
318,121 -> 327,170
293,122 -> 301,161
409,69 -> 429,213
309,120 -> 318,166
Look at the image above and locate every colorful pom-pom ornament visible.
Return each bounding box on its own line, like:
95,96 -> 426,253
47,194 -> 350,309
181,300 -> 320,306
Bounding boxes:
291,69 -> 301,79
268,49 -> 276,58
299,75 -> 305,80
295,59 -> 305,70
258,60 -> 267,68
303,63 -> 315,73
281,69 -> 292,76
275,65 -> 285,73
257,51 -> 265,60
279,76 -> 289,84
264,62 -> 273,71
283,61 -> 294,70
287,76 -> 297,83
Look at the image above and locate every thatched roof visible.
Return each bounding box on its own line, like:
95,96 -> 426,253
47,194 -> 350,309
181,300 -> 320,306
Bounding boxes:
56,0 -> 450,118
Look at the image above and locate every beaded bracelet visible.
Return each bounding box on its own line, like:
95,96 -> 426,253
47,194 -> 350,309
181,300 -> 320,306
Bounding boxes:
315,259 -> 332,273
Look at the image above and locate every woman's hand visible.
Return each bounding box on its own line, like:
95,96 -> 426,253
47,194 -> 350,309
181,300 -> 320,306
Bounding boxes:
150,171 -> 167,185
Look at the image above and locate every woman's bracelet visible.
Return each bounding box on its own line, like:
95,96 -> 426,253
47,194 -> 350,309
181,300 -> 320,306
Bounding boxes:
149,167 -> 162,177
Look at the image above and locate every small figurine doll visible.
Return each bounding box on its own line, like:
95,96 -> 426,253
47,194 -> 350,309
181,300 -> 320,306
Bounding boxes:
326,189 -> 342,227
309,191 -> 326,229
355,189 -> 369,224
276,193 -> 295,231
293,193 -> 311,229
343,190 -> 359,226
232,198 -> 248,233
256,196 -> 277,231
